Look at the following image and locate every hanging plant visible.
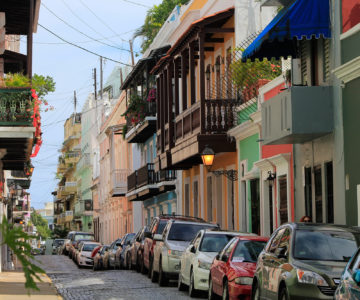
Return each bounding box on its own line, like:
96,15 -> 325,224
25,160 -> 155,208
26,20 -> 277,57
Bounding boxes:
122,94 -> 146,126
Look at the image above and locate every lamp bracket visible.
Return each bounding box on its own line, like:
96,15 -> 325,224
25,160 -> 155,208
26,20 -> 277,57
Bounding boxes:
211,169 -> 238,181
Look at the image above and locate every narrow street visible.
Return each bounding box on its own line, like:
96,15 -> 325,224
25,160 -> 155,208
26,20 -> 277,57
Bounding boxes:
35,255 -> 203,300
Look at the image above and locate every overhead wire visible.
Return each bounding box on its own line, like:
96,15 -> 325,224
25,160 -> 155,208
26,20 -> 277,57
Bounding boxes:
41,3 -> 132,53
121,0 -> 152,8
38,24 -> 132,66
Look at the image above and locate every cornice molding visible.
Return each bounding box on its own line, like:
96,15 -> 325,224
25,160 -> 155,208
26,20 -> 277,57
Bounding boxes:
333,56 -> 360,84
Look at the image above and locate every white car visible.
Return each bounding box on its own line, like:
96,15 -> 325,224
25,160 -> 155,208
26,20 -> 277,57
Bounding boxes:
151,218 -> 218,286
76,241 -> 101,268
178,229 -> 255,297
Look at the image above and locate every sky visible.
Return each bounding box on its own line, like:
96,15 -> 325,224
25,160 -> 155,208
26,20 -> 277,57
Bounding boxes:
27,0 -> 163,209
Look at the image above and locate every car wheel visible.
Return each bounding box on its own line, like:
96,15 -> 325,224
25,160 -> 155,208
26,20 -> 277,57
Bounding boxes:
178,273 -> 187,291
158,258 -> 168,287
279,286 -> 289,300
148,257 -> 153,279
252,281 -> 261,300
151,260 -> 158,283
208,276 -> 217,300
136,255 -> 141,273
222,280 -> 229,300
189,270 -> 198,297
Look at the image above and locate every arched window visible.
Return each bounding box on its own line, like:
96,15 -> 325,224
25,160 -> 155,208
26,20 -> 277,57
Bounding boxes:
206,64 -> 211,99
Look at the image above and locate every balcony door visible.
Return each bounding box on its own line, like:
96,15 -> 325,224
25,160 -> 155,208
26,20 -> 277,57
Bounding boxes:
250,179 -> 260,235
215,175 -> 223,228
184,183 -> 190,216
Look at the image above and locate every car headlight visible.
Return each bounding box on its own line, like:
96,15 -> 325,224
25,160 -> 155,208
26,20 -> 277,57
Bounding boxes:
168,249 -> 182,256
198,260 -> 211,270
234,277 -> 253,285
296,269 -> 328,286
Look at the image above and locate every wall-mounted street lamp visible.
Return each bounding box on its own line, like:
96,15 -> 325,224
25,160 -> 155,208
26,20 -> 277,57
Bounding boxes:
266,171 -> 276,182
205,67 -> 211,81
201,146 -> 238,228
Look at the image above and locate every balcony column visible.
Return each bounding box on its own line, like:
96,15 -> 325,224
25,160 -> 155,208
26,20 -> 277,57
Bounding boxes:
199,32 -> 206,134
181,50 -> 187,111
167,60 -> 174,148
27,0 -> 34,78
160,73 -> 165,153
189,41 -> 196,105
174,58 -> 179,117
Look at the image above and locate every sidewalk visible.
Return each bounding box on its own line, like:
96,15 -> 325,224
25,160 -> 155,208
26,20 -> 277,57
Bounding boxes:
0,271 -> 62,300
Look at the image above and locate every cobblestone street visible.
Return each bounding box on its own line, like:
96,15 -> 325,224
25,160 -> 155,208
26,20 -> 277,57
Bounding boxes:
35,255 -> 203,300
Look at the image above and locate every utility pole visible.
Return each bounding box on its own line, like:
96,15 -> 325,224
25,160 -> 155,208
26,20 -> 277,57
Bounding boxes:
93,68 -> 97,100
129,39 -> 135,66
100,56 -> 103,100
73,90 -> 77,113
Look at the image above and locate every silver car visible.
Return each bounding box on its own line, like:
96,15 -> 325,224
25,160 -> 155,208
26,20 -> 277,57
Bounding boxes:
151,219 -> 218,286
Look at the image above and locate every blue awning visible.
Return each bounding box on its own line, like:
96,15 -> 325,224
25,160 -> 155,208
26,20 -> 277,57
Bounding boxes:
242,0 -> 331,61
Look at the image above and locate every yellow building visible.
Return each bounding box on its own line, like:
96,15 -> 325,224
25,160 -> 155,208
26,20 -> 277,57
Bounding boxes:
54,113 -> 81,230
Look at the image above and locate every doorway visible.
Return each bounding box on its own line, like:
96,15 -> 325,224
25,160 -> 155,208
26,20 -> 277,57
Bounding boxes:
250,179 -> 260,235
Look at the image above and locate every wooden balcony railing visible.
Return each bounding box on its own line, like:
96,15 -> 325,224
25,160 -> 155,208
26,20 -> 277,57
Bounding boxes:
0,88 -> 33,126
204,99 -> 236,133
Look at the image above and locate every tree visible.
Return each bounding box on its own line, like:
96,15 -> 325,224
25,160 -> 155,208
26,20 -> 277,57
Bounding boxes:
51,226 -> 69,239
31,211 -> 51,240
135,0 -> 189,53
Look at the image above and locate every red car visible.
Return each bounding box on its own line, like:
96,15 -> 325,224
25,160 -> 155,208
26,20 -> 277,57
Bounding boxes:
208,236 -> 268,300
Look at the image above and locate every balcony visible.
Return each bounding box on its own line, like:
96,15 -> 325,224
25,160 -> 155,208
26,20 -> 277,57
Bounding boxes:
125,102 -> 157,143
111,169 -> 131,197
64,210 -> 73,222
0,88 -> 36,170
65,181 -> 77,193
64,152 -> 81,165
57,156 -> 67,174
261,86 -> 334,145
127,163 -> 176,201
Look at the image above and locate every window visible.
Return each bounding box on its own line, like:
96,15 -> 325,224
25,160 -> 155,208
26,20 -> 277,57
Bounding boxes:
314,165 -> 323,223
221,238 -> 237,260
167,223 -> 215,242
250,179 -> 260,234
278,176 -> 288,225
226,47 -> 232,98
268,228 -> 286,254
206,64 -> 211,99
232,240 -> 267,262
216,56 -> 222,98
193,181 -> 199,217
199,234 -> 234,253
193,234 -> 202,250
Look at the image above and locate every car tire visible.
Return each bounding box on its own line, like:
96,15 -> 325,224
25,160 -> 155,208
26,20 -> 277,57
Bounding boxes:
151,260 -> 158,283
148,257 -> 153,279
279,286 -> 289,300
178,273 -> 187,291
136,255 -> 141,273
252,281 -> 261,300
189,270 -> 198,298
158,258 -> 168,287
208,276 -> 217,300
222,280 -> 229,300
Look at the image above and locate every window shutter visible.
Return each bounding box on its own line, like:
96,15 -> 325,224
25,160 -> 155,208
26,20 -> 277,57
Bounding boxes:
300,40 -> 310,86
323,39 -> 330,82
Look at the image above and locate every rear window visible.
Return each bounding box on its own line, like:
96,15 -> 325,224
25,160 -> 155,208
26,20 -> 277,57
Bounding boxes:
82,244 -> 99,252
199,234 -> 234,252
53,240 -> 64,246
294,230 -> 360,262
156,221 -> 167,234
75,234 -> 94,241
232,240 -> 267,262
168,223 -> 216,241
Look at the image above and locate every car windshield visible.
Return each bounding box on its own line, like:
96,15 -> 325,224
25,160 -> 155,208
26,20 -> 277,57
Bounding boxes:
156,221 -> 167,234
124,234 -> 135,244
82,244 -> 99,252
75,234 -> 94,241
168,224 -> 215,241
232,240 -> 267,262
294,230 -> 360,262
54,240 -> 64,246
199,234 -> 234,252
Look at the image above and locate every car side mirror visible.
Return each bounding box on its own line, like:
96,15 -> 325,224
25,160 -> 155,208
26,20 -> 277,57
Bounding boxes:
189,245 -> 196,253
153,234 -> 163,241
215,254 -> 220,260
275,247 -> 287,259
144,232 -> 152,239
353,269 -> 360,285
116,243 -> 122,247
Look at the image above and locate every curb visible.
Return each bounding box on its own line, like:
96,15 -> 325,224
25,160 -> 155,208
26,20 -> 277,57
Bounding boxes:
43,274 -> 63,300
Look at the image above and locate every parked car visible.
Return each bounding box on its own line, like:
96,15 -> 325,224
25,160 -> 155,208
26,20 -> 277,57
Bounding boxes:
151,218 -> 218,286
68,232 -> 94,259
71,239 -> 93,262
31,247 -> 44,255
103,238 -> 122,269
178,229 -> 251,297
124,236 -> 136,270
143,215 -> 175,276
115,233 -> 135,269
52,239 -> 65,255
335,246 -> 360,299
208,235 -> 268,300
127,226 -> 149,272
63,231 -> 76,255
252,223 -> 360,300
93,245 -> 109,271
76,241 -> 101,268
